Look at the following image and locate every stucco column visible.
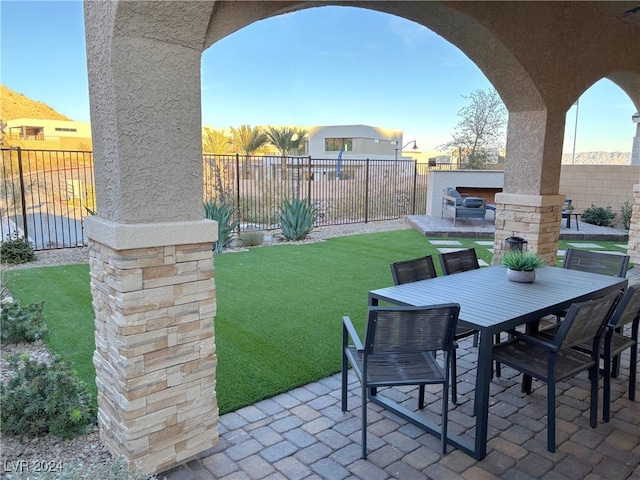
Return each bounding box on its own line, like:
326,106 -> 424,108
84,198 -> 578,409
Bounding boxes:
84,1 -> 219,474
85,218 -> 218,474
493,109 -> 566,264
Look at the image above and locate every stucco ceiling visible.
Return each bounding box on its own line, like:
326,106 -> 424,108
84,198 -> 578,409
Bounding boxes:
598,1 -> 640,28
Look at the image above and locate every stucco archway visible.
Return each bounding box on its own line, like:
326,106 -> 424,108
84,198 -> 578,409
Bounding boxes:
83,1 -> 640,473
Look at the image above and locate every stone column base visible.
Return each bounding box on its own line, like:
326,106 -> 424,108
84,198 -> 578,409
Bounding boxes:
626,185 -> 640,264
493,193 -> 565,265
85,217 -> 218,474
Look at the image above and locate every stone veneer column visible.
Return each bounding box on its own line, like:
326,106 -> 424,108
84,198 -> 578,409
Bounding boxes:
626,184 -> 640,265
492,192 -> 565,265
85,217 -> 218,474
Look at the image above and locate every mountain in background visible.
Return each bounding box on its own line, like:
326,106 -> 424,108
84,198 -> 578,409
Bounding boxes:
0,84 -> 633,165
561,151 -> 631,165
0,84 -> 72,121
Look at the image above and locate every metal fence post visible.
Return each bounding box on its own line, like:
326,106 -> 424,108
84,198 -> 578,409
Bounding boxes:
307,156 -> 312,206
412,160 -> 418,215
14,147 -> 29,240
364,158 -> 370,223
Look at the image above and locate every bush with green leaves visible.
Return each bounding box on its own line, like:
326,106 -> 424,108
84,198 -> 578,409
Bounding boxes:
0,355 -> 95,439
277,198 -> 318,241
237,230 -> 264,247
204,201 -> 240,254
620,200 -> 633,230
501,250 -> 545,271
1,301 -> 48,343
581,204 -> 616,227
1,233 -> 36,265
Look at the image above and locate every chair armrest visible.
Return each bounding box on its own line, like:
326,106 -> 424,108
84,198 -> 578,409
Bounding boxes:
509,329 -> 559,352
442,194 -> 457,206
343,316 -> 364,351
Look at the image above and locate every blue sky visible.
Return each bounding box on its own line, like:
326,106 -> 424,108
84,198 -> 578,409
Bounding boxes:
1,1 -> 637,155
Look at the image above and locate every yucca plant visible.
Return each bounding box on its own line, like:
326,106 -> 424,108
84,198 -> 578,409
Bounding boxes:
204,201 -> 240,254
277,198 -> 318,241
501,250 -> 545,271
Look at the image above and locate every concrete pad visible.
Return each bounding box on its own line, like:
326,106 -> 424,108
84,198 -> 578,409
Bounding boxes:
429,240 -> 462,246
566,243 -> 604,249
475,241 -> 494,246
592,250 -> 627,256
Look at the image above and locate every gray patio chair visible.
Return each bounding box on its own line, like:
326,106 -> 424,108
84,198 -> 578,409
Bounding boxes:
341,304 -> 460,458
391,255 -> 478,405
438,248 -> 480,276
493,290 -> 621,453
563,248 -> 630,277
536,285 -> 639,422
390,255 -> 438,285
554,248 -> 629,321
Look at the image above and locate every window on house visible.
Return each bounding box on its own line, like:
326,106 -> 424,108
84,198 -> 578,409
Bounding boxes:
55,127 -> 78,132
325,138 -> 352,152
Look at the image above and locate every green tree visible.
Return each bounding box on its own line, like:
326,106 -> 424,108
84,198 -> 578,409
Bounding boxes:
0,118 -> 6,147
230,125 -> 268,179
439,88 -> 507,169
202,127 -> 232,154
266,126 -> 308,180
203,127 -> 233,201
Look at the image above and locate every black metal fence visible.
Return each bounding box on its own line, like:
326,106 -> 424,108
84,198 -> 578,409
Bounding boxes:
1,147 -> 95,250
1,148 -> 428,251
203,154 -> 428,229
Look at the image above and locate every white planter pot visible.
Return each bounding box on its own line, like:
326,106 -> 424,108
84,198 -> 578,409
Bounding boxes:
506,268 -> 536,283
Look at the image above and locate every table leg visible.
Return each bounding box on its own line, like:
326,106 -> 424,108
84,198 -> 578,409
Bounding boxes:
473,327 -> 493,460
566,214 -> 571,229
575,214 -> 579,231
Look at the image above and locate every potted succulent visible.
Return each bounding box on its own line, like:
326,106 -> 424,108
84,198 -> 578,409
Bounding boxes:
501,250 -> 545,283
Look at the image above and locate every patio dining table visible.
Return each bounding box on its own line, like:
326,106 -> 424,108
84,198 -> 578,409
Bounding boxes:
368,265 -> 627,460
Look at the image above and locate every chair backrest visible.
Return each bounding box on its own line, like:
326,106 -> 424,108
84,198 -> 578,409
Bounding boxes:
445,187 -> 463,206
556,290 -> 622,349
438,248 -> 480,275
563,249 -> 629,278
608,284 -> 640,329
364,304 -> 460,356
390,256 -> 437,285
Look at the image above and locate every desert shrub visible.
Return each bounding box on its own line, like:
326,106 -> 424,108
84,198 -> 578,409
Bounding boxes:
237,230 -> 264,247
1,301 -> 48,343
1,355 -> 95,439
581,205 -> 616,227
277,198 -> 318,241
204,201 -> 240,254
620,200 -> 633,230
1,233 -> 36,265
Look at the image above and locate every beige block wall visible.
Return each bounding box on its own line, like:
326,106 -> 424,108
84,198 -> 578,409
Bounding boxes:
559,165 -> 640,214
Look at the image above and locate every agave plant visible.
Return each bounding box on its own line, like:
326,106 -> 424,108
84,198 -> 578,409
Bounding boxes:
501,250 -> 545,271
204,201 -> 240,254
277,198 -> 318,241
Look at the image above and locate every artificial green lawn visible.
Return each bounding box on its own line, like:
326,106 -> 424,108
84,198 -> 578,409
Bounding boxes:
4,231 -> 630,415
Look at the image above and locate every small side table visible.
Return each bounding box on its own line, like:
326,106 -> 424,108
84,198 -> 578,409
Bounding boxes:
562,211 -> 581,230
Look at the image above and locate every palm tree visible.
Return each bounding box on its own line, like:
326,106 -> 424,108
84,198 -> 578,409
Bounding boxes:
266,126 -> 308,180
202,127 -> 232,154
202,127 -> 233,200
230,125 -> 268,179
